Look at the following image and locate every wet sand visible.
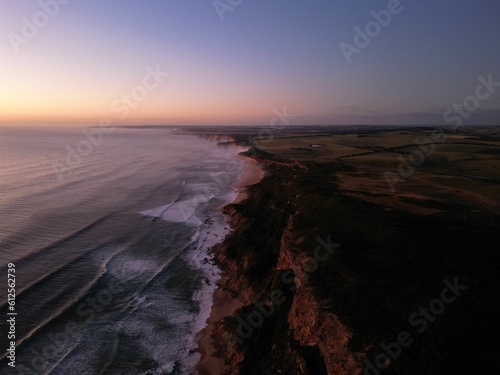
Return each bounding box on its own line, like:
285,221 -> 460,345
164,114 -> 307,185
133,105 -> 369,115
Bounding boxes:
233,155 -> 266,203
195,288 -> 242,375
195,154 -> 264,375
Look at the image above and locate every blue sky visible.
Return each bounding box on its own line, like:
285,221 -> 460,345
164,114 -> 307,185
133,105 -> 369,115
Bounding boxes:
1,0 -> 499,125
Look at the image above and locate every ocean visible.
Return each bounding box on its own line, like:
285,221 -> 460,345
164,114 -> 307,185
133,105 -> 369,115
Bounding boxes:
0,127 -> 243,375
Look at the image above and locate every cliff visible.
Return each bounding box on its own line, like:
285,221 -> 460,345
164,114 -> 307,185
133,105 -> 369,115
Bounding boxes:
206,148 -> 500,375
210,155 -> 363,374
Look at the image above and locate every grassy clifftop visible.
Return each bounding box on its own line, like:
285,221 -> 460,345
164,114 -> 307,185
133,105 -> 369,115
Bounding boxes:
211,131 -> 500,374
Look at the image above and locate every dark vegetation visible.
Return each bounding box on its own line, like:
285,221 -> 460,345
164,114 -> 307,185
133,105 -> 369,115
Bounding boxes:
216,143 -> 500,374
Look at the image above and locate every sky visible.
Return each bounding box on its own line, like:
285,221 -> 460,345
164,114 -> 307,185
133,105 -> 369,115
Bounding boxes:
1,0 -> 499,126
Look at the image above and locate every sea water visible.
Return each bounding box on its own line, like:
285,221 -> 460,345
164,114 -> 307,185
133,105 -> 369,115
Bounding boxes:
0,127 -> 243,375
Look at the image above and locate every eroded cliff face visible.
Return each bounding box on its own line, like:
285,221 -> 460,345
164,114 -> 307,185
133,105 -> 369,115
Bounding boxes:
205,146 -> 500,375
209,158 -> 363,375
276,219 -> 363,375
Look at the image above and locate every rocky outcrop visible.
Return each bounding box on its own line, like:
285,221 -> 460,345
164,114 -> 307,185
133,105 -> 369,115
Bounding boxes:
208,157 -> 363,375
276,218 -> 363,375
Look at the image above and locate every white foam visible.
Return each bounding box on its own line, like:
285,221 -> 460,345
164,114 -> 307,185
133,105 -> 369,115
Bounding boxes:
140,193 -> 215,226
120,259 -> 158,274
131,149 -> 245,373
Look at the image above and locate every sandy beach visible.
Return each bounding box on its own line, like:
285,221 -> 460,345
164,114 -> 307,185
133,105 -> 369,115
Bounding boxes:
195,153 -> 264,375
233,155 -> 266,203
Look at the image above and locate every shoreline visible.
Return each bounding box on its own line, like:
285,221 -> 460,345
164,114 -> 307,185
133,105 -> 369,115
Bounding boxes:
194,150 -> 365,374
193,131 -> 500,374
233,154 -> 266,203
195,152 -> 265,375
